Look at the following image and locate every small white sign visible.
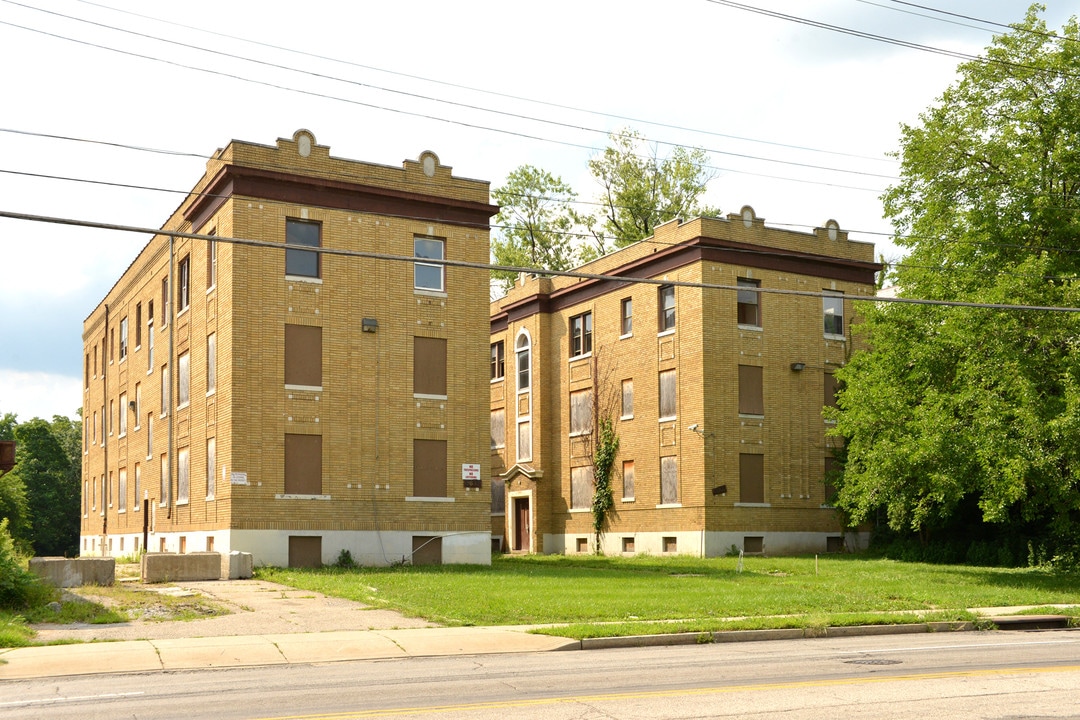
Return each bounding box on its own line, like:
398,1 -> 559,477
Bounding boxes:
231,472 -> 249,486
462,463 -> 480,481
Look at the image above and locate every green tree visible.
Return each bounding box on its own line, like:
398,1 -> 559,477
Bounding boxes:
586,129 -> 718,250
490,165 -> 581,294
831,6 -> 1080,564
13,416 -> 82,557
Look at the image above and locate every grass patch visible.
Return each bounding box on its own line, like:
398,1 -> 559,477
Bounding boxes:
70,585 -> 228,623
256,554 -> 1080,634
0,614 -> 35,647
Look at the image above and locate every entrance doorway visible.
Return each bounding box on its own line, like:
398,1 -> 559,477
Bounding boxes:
513,496 -> 530,552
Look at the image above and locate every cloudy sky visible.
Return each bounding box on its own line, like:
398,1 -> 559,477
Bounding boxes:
0,0 -> 1074,422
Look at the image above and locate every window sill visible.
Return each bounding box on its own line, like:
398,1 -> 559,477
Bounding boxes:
275,493 -> 332,500
658,416 -> 676,423
490,377 -> 504,384
619,333 -> 632,340
824,333 -> 846,342
568,431 -> 590,438
177,402 -> 190,411
490,511 -> 505,517
177,307 -> 189,320
656,503 -> 682,509
118,509 -> 126,514
737,324 -> 762,332
206,389 -> 216,398
286,275 -> 323,284
206,285 -> 216,295
621,497 -> 635,503
516,456 -> 532,463
413,287 -> 446,298
176,500 -> 189,506
491,445 -> 505,451
413,393 -> 448,401
568,507 -> 590,513
206,495 -> 215,502
738,413 -> 765,420
405,496 -> 455,502
119,356 -> 127,365
657,329 -> 675,338
734,502 -> 771,508
118,432 -> 126,439
620,414 -> 634,421
568,352 -> 592,364
285,384 -> 322,392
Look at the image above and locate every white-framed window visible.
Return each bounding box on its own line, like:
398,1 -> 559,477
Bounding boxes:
147,303 -> 155,373
109,399 -> 114,436
177,351 -> 190,409
824,291 -> 845,337
516,331 -> 531,392
119,316 -> 129,361
146,413 -> 153,460
286,218 -> 321,278
414,236 -> 445,292
737,278 -> 761,328
658,285 -> 675,333
620,297 -> 633,337
177,255 -> 191,314
206,234 -> 217,291
490,341 -> 505,381
569,312 -> 592,358
206,333 -> 216,395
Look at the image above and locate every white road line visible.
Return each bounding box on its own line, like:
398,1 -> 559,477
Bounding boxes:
0,691 -> 146,708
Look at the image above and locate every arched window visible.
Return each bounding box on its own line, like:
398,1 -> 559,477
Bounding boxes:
515,331 -> 531,392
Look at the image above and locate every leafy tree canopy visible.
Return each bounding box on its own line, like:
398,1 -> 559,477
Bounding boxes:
9,416 -> 82,557
831,5 -> 1080,563
587,129 -> 718,250
490,165 -> 581,294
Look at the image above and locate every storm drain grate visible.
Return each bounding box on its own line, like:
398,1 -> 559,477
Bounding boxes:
843,658 -> 903,665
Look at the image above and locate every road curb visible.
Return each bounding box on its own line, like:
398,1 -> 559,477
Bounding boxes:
577,621 -> 981,650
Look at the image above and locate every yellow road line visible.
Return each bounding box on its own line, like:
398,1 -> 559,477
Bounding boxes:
258,664 -> 1080,719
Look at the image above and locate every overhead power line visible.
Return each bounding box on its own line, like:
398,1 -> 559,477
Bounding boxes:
2,209 -> 1078,313
0,5 -> 895,184
68,0 -> 895,165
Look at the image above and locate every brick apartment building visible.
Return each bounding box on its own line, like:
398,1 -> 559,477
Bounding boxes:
489,208 -> 881,556
81,130 -> 497,567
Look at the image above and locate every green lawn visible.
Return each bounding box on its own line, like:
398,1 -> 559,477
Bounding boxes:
257,554 -> 1080,638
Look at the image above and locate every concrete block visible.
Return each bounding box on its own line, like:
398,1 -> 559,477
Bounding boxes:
29,557 -> 115,588
222,551 -> 253,579
142,552 -> 222,583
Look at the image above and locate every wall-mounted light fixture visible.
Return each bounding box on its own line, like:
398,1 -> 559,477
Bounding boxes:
711,485 -> 727,496
129,400 -> 137,412
362,318 -> 379,333
790,362 -> 806,372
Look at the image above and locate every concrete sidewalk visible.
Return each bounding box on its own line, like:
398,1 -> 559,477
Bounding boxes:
0,626 -> 580,680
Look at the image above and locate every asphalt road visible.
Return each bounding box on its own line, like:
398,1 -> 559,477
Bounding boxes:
3,629 -> 1079,719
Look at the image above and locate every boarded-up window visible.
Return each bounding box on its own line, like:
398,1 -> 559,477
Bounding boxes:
744,536 -> 764,553
414,337 -> 447,396
412,536 -> 442,566
661,456 -> 678,504
621,379 -> 634,418
490,478 -> 505,514
490,408 -> 505,449
178,351 -> 190,407
177,447 -> 189,504
517,420 -> 532,462
413,439 -> 447,497
285,434 -> 322,495
288,536 -> 322,568
571,465 -> 594,509
740,453 -> 764,503
622,460 -> 635,500
824,372 -> 839,409
659,369 -> 677,419
285,325 -> 322,387
206,437 -> 216,500
118,469 -> 127,512
737,278 -> 760,326
738,365 -> 764,416
160,453 -> 169,505
570,389 -> 592,436
206,333 -> 216,394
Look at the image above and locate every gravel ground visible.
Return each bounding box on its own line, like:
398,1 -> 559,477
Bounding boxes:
30,578 -> 436,643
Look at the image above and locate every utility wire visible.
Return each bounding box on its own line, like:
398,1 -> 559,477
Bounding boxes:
70,0 -> 896,165
0,6 -> 896,183
3,209 -> 1078,313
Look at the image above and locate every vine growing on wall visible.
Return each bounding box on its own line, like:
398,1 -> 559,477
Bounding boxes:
591,416 -> 619,551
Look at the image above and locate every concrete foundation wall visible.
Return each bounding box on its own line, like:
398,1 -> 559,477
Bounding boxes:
29,557 -> 115,587
230,529 -> 492,567
141,552 -> 222,582
543,530 -> 870,557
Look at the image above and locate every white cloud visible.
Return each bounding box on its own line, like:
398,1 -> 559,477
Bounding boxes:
0,369 -> 82,422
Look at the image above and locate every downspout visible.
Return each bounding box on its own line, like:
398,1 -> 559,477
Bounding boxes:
102,304 -> 109,543
167,234 -> 175,519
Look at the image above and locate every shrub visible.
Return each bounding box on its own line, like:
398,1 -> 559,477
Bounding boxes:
0,518 -> 49,609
